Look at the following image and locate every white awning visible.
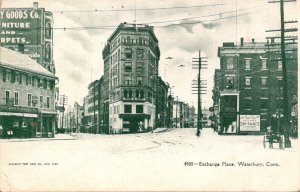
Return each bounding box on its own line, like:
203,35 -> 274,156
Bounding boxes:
0,112 -> 38,118
39,110 -> 57,115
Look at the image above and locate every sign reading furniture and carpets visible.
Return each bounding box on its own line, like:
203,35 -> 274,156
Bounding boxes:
240,115 -> 260,131
0,8 -> 49,65
0,9 -> 42,45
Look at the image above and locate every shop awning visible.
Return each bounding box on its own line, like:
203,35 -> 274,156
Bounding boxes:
39,110 -> 57,115
0,112 -> 38,118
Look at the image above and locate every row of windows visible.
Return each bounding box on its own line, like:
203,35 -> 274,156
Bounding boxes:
1,69 -> 55,90
110,36 -> 149,51
226,57 -> 282,70
243,98 -> 284,110
124,104 -> 143,114
123,90 -> 145,98
110,104 -> 144,114
5,90 -> 51,108
225,76 -> 283,88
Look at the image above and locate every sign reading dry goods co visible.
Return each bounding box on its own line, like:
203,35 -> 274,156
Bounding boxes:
240,115 -> 260,131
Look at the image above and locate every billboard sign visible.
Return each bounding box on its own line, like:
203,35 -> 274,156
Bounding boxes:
0,9 -> 43,45
240,115 -> 260,131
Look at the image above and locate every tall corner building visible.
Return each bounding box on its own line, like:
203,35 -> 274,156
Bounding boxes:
102,23 -> 160,133
0,2 -> 55,74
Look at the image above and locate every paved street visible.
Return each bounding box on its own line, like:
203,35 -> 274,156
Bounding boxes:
1,128 -> 299,191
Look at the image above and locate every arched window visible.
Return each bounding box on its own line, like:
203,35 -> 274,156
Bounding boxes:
138,37 -> 143,45
45,43 -> 51,60
127,36 -> 131,43
45,22 -> 51,38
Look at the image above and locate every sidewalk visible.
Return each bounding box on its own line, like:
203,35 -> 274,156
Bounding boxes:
2,134 -> 76,142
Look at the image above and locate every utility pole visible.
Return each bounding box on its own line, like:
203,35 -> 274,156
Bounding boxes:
60,95 -> 68,132
192,50 -> 208,137
267,0 -> 297,148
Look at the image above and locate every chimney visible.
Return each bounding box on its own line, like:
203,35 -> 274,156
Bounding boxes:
252,38 -> 255,43
240,37 -> 244,47
33,2 -> 38,9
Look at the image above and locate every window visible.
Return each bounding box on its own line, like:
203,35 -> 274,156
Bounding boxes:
40,95 -> 43,108
125,62 -> 132,72
277,77 -> 283,88
11,71 -> 15,83
225,76 -> 234,89
226,57 -> 234,70
6,70 -> 10,82
47,97 -> 50,108
126,36 -> 131,43
261,99 -> 268,109
43,79 -> 47,89
245,77 -> 251,86
125,76 -> 132,85
136,105 -> 143,113
2,70 -> 6,81
261,77 -> 267,86
15,73 -> 20,83
140,90 -> 144,98
14,92 -> 19,106
261,59 -> 267,69
47,80 -> 51,89
245,59 -> 251,69
124,90 -> 128,98
138,37 -> 143,45
137,77 -> 143,86
45,43 -> 51,60
46,22 -> 51,38
5,91 -> 10,104
125,48 -> 132,58
278,60 -> 282,69
28,94 -> 32,107
124,105 -> 132,113
128,90 -> 132,98
137,49 -> 144,59
31,76 -> 35,86
136,62 -> 143,74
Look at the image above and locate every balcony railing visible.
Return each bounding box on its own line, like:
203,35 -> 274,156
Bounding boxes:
0,98 -> 39,114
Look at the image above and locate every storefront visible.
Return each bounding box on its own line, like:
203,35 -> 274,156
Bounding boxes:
0,110 -> 38,138
218,91 -> 240,134
39,110 -> 57,138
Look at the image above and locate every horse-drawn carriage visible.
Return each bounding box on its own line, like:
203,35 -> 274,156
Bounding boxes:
263,126 -> 284,149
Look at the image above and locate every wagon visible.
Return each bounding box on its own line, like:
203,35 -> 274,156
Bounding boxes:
263,130 -> 284,149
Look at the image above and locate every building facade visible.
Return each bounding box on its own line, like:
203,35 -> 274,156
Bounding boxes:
155,76 -> 169,128
213,38 -> 297,135
0,47 -> 57,138
102,23 -> 160,133
0,2 -> 55,74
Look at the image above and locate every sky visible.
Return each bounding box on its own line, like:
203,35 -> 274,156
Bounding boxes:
1,0 -> 298,109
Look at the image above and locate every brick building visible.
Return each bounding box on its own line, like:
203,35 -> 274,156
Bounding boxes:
102,23 -> 161,133
213,38 -> 297,134
155,76 -> 169,128
0,2 -> 55,74
0,47 -> 57,138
